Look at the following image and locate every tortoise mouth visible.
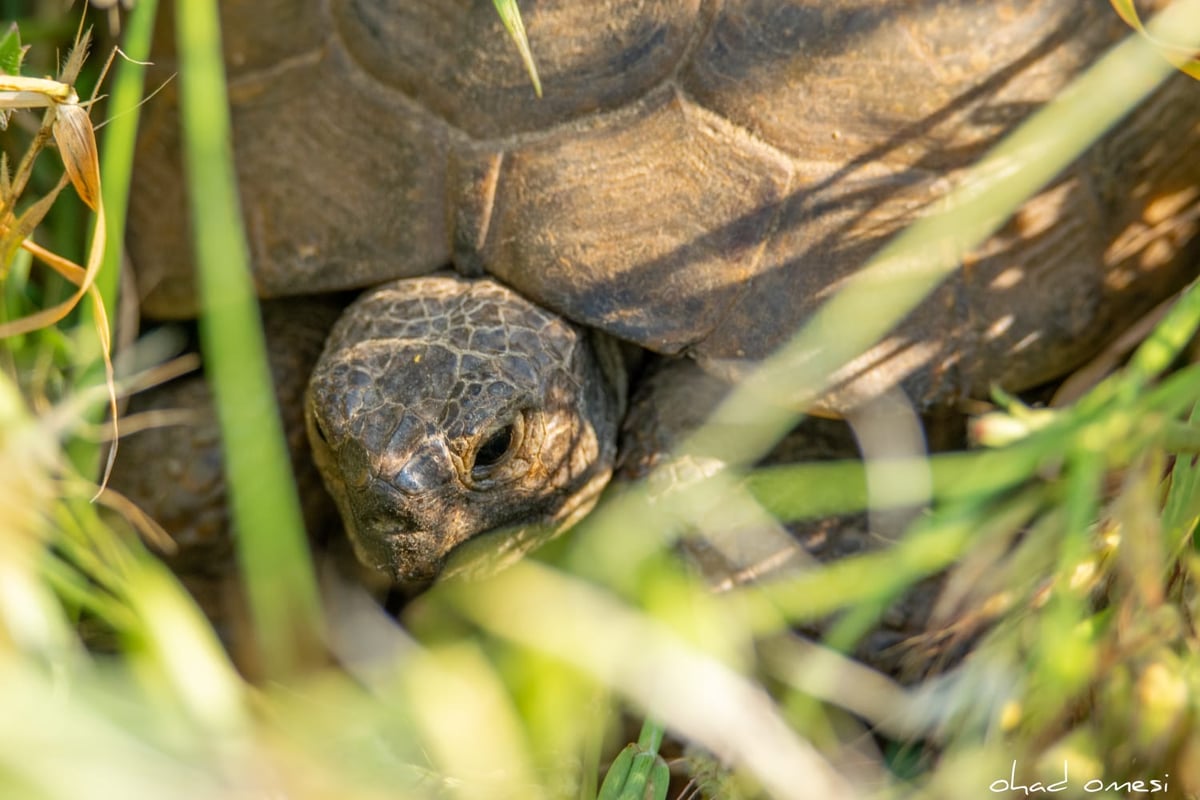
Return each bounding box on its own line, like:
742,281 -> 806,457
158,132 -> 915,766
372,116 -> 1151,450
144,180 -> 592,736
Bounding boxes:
347,522 -> 532,586
342,516 -> 454,586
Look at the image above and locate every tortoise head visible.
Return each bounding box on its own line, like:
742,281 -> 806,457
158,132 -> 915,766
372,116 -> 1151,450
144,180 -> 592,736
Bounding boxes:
305,273 -> 621,587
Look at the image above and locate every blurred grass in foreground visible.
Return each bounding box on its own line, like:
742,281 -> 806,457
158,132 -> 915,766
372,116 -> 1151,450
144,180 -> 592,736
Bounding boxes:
173,0 -> 323,679
3,1 -> 1200,799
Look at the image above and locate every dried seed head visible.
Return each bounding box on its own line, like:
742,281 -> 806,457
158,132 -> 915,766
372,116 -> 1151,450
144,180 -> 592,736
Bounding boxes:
52,100 -> 99,211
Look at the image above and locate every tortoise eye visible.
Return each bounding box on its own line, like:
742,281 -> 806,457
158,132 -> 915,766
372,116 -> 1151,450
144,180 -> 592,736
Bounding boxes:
471,415 -> 525,481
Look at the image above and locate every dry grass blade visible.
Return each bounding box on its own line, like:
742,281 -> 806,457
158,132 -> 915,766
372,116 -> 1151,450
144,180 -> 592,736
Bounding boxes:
92,485 -> 175,554
0,25 -> 119,493
0,75 -> 74,104
4,232 -> 104,332
1,223 -> 120,493
758,635 -> 928,741
114,352 -> 202,397
0,26 -> 105,336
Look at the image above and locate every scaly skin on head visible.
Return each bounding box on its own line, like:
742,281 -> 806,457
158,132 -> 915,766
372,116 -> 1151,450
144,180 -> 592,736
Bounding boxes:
306,273 -> 621,586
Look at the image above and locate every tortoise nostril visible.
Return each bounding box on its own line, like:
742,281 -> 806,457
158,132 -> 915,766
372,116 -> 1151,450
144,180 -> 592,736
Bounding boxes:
393,451 -> 448,495
312,415 -> 330,445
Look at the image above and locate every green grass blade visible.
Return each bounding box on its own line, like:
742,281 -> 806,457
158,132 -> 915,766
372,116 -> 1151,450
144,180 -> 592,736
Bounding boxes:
595,743 -> 635,800
491,0 -> 542,97
596,720 -> 668,800
69,0 -> 159,479
1162,401 -> 1200,550
635,719 -> 664,754
97,0 -> 157,319
1126,279 -> 1200,391
173,0 -> 324,677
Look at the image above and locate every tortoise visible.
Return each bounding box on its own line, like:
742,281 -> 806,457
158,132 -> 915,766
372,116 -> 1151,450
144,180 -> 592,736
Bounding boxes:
120,0 -> 1200,587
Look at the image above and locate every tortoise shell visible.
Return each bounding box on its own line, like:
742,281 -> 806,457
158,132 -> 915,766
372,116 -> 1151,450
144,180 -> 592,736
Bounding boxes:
128,0 -> 1200,407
